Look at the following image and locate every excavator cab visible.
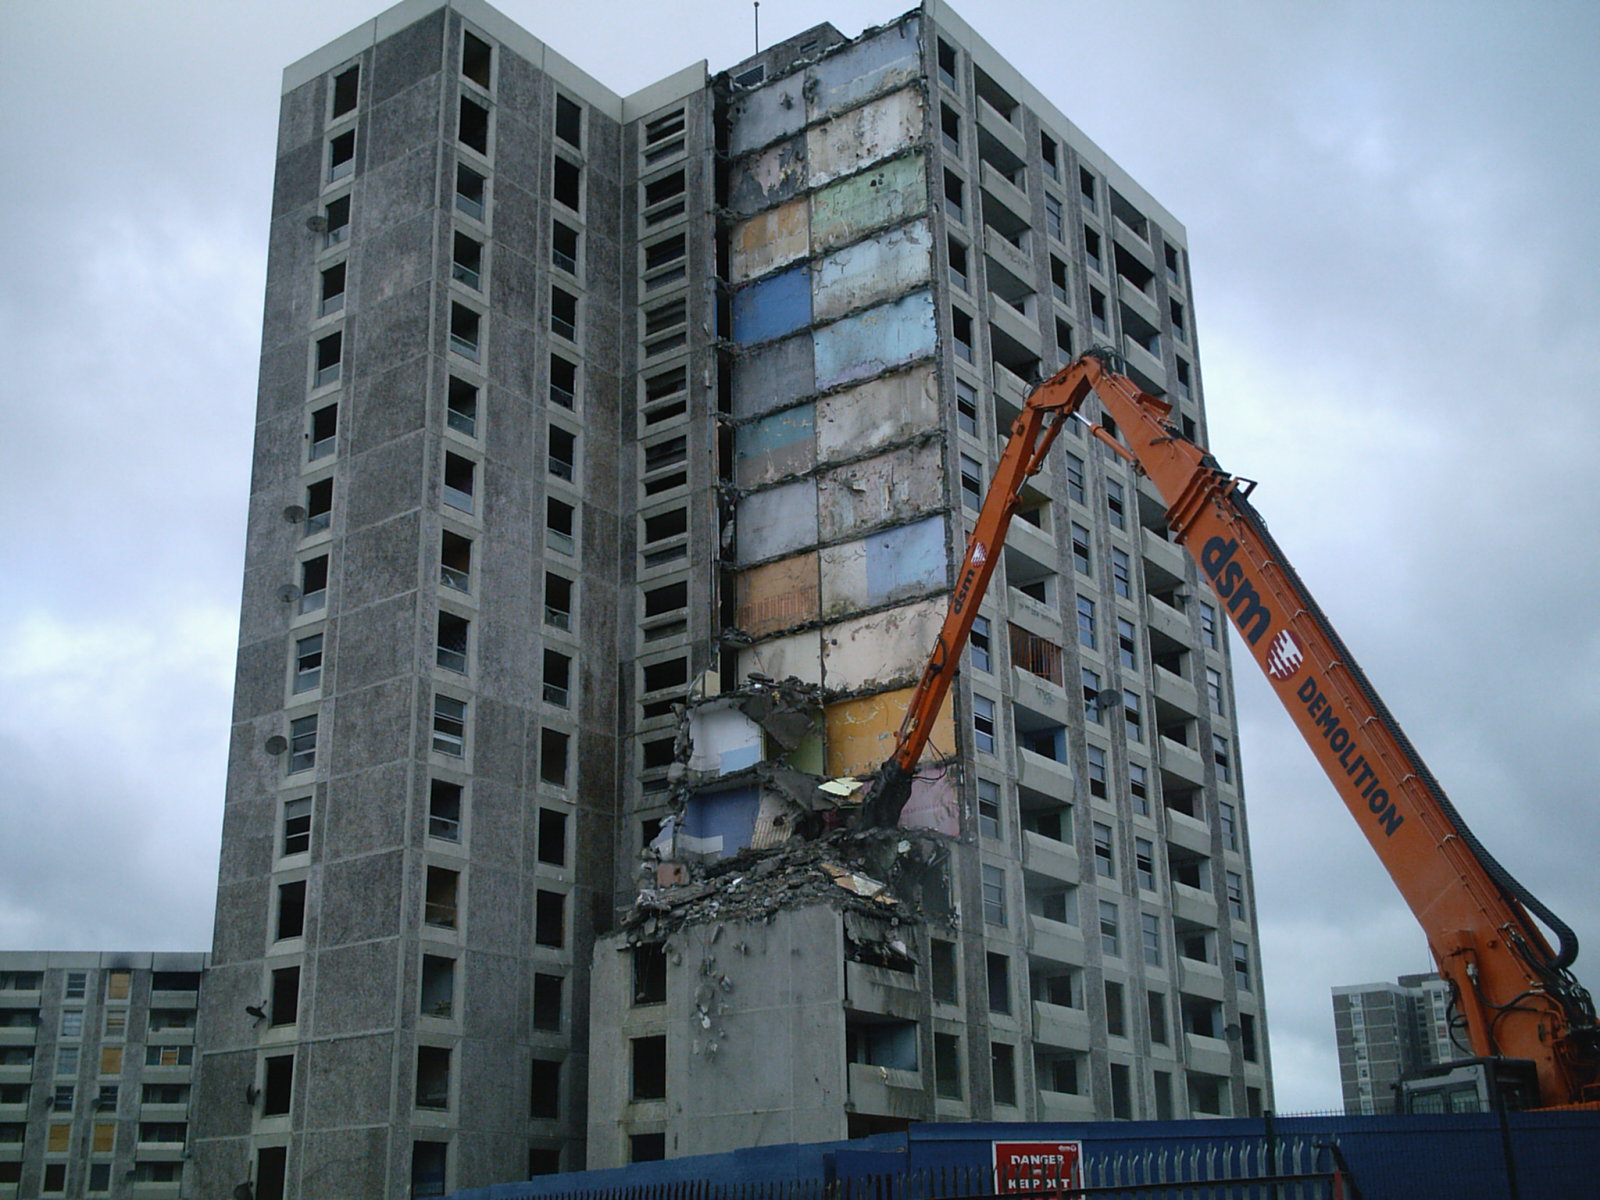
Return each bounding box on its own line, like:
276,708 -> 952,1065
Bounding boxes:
1398,1057 -> 1540,1114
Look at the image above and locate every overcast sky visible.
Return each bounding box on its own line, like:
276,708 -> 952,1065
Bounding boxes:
2,0 -> 1596,1117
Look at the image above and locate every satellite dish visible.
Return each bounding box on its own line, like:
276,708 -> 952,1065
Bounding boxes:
1096,688 -> 1125,709
264,736 -> 288,755
305,215 -> 329,233
283,505 -> 306,523
277,585 -> 301,603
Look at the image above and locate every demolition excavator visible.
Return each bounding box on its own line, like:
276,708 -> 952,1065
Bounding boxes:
860,349 -> 1600,1113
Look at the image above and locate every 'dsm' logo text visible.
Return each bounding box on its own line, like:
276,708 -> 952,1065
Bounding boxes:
1200,537 -> 1274,646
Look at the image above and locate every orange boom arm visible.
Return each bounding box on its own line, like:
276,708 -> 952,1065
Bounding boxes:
863,351 -> 1598,1107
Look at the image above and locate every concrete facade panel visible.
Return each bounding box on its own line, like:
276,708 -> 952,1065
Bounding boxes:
900,767 -> 961,836
821,596 -> 945,692
816,439 -> 943,543
322,760 -> 409,858
729,198 -> 809,283
735,404 -> 815,489
686,704 -> 764,775
815,364 -> 939,464
805,87 -> 924,188
734,478 -> 817,565
731,334 -> 816,420
732,264 -> 812,346
301,1032 -> 397,1127
727,135 -> 807,216
311,939 -> 401,1035
818,514 -> 947,618
734,553 -> 820,638
809,152 -> 928,252
824,685 -> 954,779
805,17 -> 920,117
812,219 -> 932,322
317,849 -> 404,946
813,289 -> 936,389
736,629 -> 823,687
727,75 -> 807,156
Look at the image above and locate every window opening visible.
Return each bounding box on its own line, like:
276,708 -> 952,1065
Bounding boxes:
443,452 -> 475,513
436,612 -> 469,673
421,955 -> 455,1018
318,262 -> 345,317
455,164 -> 486,219
293,633 -> 323,693
330,65 -> 359,118
288,714 -> 317,773
276,880 -> 306,939
424,867 -> 459,928
461,30 -> 492,87
440,531 -> 471,593
459,95 -> 489,154
452,231 -> 483,290
429,780 -> 462,841
554,94 -> 581,148
269,967 -> 299,1026
433,695 -> 466,756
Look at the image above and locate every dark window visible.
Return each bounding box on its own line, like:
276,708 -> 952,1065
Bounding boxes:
631,1036 -> 666,1100
539,728 -> 570,787
452,231 -> 483,290
318,262 -> 345,318
985,953 -> 1010,1014
436,612 -> 469,673
322,194 -> 350,248
269,967 -> 299,1026
262,1054 -> 293,1116
420,955 -> 454,1018
313,331 -> 342,388
934,1033 -> 962,1098
930,940 -> 958,1003
537,809 -> 567,866
530,1058 -> 561,1119
542,648 -> 571,707
1105,980 -> 1126,1037
552,221 -> 579,274
415,1045 -> 450,1110
633,944 -> 667,1005
455,164 -> 486,219
413,1141 -> 448,1200
276,881 -> 306,940
551,286 -> 577,340
303,477 -> 332,535
548,424 -> 576,481
544,572 -> 573,630
555,95 -> 581,148
459,95 -> 489,154
553,157 -> 581,211
440,531 -> 471,593
631,1133 -> 666,1163
549,354 -> 577,407
449,304 -> 480,361
546,497 -> 575,555
534,890 -> 565,947
532,973 -> 562,1031
461,30 -> 492,87
257,1149 -> 286,1200
424,866 -> 458,928
327,130 -> 355,182
990,1042 -> 1016,1106
447,376 -> 478,437
442,452 -> 475,513
331,65 -> 359,117
428,780 -> 462,841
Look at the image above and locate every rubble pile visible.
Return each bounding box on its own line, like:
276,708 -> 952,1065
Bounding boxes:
623,673 -> 959,941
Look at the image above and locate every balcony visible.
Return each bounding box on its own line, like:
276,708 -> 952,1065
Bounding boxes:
1167,808 -> 1211,856
1019,748 -> 1073,799
1038,1087 -> 1096,1122
1141,525 -> 1187,580
846,1062 -> 925,1118
984,224 -> 1032,282
989,293 -> 1038,354
1171,880 -> 1218,925
1182,962 -> 1227,1003
1122,333 -> 1165,386
1027,913 -> 1084,964
1031,1000 -> 1091,1050
844,961 -> 920,1020
1022,830 -> 1077,883
980,161 -> 1029,223
1159,734 -> 1205,786
1147,596 -> 1191,646
975,96 -> 1027,162
1184,1032 -> 1234,1076
1153,664 -> 1200,716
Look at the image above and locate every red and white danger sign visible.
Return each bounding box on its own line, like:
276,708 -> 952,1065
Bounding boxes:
991,1140 -> 1082,1192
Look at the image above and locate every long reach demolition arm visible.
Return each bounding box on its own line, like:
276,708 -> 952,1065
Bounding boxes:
861,350 -> 1599,1109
